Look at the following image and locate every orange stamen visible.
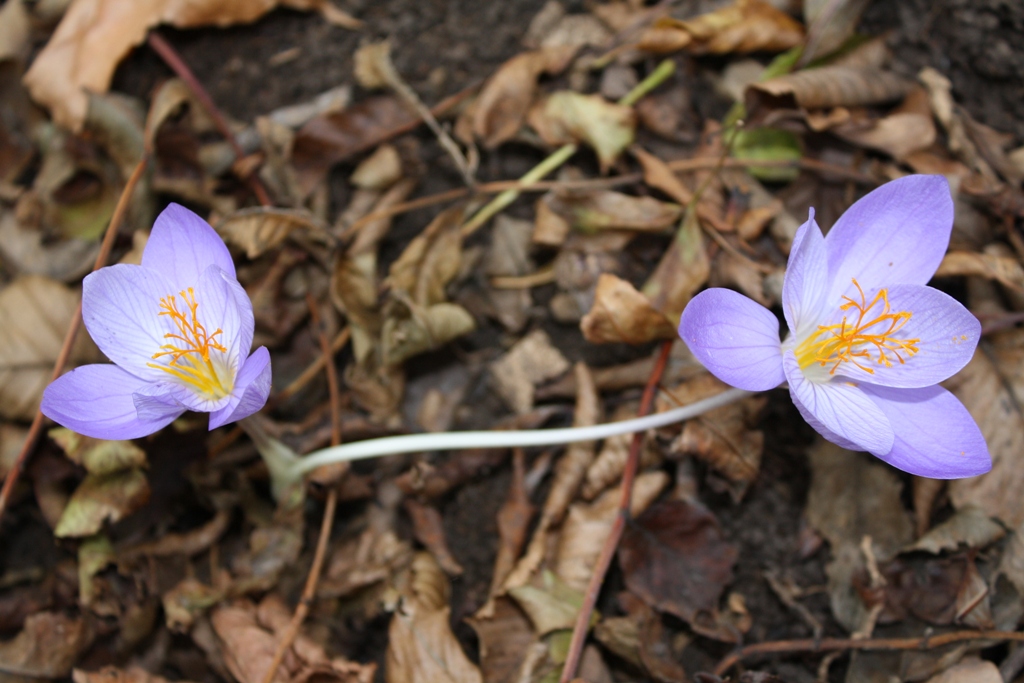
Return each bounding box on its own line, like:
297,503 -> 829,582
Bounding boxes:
794,279 -> 919,376
147,288 -> 231,398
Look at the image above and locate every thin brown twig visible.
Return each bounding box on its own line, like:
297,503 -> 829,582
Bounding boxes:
0,155 -> 150,522
259,297 -> 343,683
343,157 -> 875,241
560,340 -> 674,683
713,629 -> 1024,676
147,32 -> 273,207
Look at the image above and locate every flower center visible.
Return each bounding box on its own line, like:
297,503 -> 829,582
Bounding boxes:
794,279 -> 919,376
147,288 -> 232,399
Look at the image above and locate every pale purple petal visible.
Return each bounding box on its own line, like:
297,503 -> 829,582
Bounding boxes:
82,264 -> 178,382
860,384 -> 990,478
825,175 -> 953,303
142,203 -> 236,289
209,347 -> 272,429
782,210 -> 829,337
132,383 -> 186,422
41,365 -> 183,440
217,268 -> 255,363
784,353 -> 894,454
831,284 -> 980,388
679,288 -> 784,391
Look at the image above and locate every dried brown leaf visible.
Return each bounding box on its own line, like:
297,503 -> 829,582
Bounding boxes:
580,273 -> 675,344
120,509 -> 231,559
806,439 -> 914,560
936,250 -> 1024,293
49,428 -> 146,475
509,570 -> 591,635
642,207 -> 710,321
674,384 -> 766,498
74,666 -> 197,683
830,88 -> 936,159
0,612 -> 93,678
639,0 -> 804,55
0,210 -> 100,281
528,92 -> 636,172
554,190 -> 681,232
472,46 -> 576,149
405,499 -> 463,576
748,67 -> 914,112
924,658 -> 1001,683
466,597 -> 538,683
618,498 -> 739,640
581,403 -> 662,500
947,342 -> 1024,527
217,207 -> 333,259
386,602 -> 481,683
554,471 -> 668,593
490,329 -> 570,414
350,144 -> 403,190
23,0 -> 335,131
387,205 -> 463,306
380,299 -> 475,366
294,97 -> 416,197
54,468 -> 150,538
907,505 -> 1005,554
802,0 -> 872,62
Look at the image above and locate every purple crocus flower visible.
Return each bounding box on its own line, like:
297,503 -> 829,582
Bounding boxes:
679,175 -> 990,478
41,204 -> 271,440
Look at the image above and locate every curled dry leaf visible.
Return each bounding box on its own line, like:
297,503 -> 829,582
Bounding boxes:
670,375 -> 766,499
802,0 -> 873,63
0,276 -> 97,421
350,144 -> 403,190
0,210 -> 100,282
490,329 -> 570,415
0,612 -> 94,678
638,0 -> 804,55
485,215 -> 534,333
54,468 -> 150,538
580,273 -> 676,344
74,666 -> 198,683
471,46 -> 576,149
642,207 -> 710,322
550,190 -> 681,233
213,596 -> 375,683
581,403 -> 662,500
805,438 -> 913,631
381,298 -> 475,367
49,428 -> 146,475
829,88 -> 937,159
618,498 -> 739,641
120,508 -> 231,560
907,505 -> 1006,554
924,658 -> 1002,683
528,92 -> 635,173
217,207 -> 333,259
294,96 -> 415,197
387,206 -> 463,306
936,249 -> 1024,293
386,553 -> 481,683
946,341 -> 1024,528
555,471 -> 668,593
748,66 -> 914,113
23,0 -> 340,131
466,597 -> 538,683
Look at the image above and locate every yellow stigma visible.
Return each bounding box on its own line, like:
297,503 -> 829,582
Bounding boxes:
794,279 -> 919,376
147,288 -> 231,399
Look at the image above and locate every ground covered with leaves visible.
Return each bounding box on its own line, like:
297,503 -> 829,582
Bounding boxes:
1,0 -> 1024,682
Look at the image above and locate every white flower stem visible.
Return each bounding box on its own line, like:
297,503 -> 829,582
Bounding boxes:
289,387 -> 750,478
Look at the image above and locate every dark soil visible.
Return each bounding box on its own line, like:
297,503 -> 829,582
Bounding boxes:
95,0 -> 1024,681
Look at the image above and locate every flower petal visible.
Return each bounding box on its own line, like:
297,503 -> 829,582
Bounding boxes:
142,203 -> 236,290
825,175 -> 953,303
833,284 -> 980,388
860,384 -> 991,478
82,263 -> 178,382
41,365 -> 183,440
782,210 -> 829,337
784,352 -> 894,454
209,347 -> 272,429
679,288 -> 784,391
